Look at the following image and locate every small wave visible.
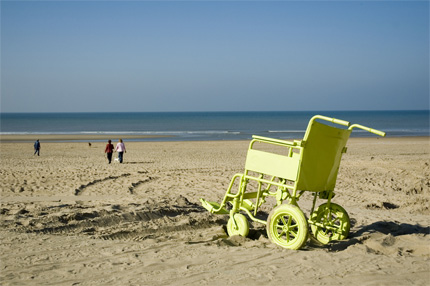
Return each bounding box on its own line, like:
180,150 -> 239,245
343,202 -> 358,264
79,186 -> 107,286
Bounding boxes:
185,131 -> 241,135
0,132 -> 88,135
268,130 -> 305,133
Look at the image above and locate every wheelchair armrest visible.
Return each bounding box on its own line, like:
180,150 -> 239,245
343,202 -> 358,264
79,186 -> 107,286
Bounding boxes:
252,135 -> 298,147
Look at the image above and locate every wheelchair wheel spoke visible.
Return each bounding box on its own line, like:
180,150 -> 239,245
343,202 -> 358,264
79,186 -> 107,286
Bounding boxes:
281,216 -> 288,226
276,229 -> 286,239
290,229 -> 298,238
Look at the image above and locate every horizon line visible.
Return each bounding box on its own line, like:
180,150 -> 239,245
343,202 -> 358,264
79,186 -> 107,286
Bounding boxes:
1,109 -> 429,114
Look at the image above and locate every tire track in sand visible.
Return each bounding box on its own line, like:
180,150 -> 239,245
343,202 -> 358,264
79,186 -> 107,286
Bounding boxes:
74,173 -> 131,195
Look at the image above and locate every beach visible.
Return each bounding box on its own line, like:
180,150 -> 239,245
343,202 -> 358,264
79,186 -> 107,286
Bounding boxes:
0,136 -> 429,285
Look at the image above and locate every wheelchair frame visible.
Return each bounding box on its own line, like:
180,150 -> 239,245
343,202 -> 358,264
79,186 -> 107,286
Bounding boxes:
201,115 -> 385,249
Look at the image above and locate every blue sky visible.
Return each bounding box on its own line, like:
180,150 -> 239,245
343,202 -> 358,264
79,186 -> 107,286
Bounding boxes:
1,1 -> 429,112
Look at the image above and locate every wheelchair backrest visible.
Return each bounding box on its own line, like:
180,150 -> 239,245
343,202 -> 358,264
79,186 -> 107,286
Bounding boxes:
296,120 -> 351,192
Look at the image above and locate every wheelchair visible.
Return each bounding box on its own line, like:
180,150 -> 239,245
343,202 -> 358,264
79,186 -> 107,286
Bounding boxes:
201,115 -> 385,249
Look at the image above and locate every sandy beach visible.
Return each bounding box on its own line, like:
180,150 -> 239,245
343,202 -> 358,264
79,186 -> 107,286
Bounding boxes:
0,136 -> 429,285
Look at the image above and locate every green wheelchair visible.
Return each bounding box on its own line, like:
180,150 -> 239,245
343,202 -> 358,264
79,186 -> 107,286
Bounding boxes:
201,115 -> 385,250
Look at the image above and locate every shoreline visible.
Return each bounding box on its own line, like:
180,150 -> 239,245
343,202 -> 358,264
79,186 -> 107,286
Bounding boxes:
0,134 -> 174,142
0,133 -> 428,143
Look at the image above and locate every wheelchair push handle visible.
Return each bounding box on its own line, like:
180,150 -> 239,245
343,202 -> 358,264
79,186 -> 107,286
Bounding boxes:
312,115 -> 386,137
311,115 -> 350,127
349,124 -> 386,137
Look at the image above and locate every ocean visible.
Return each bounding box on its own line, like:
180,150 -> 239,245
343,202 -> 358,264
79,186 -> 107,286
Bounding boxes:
0,110 -> 428,142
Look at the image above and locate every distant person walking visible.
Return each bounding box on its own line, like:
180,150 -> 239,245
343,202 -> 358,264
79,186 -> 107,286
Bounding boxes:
104,140 -> 114,164
115,139 -> 126,163
34,139 -> 41,156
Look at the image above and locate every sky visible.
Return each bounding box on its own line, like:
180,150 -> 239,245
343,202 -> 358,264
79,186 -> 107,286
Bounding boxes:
1,0 -> 429,113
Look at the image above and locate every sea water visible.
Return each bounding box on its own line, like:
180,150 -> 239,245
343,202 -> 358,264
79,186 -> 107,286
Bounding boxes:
1,110 -> 428,141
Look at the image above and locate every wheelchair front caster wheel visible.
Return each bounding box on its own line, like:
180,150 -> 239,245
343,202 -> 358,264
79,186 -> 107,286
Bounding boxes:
227,213 -> 249,237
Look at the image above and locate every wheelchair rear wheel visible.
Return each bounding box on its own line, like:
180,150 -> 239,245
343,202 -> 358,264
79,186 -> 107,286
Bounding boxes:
266,204 -> 308,250
310,203 -> 350,244
227,213 -> 249,237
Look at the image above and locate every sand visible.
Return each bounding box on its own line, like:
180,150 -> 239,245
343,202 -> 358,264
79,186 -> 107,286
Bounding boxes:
0,137 -> 429,285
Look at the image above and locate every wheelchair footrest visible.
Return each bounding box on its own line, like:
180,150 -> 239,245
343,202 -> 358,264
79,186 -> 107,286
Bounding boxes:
241,199 -> 255,211
200,199 -> 229,214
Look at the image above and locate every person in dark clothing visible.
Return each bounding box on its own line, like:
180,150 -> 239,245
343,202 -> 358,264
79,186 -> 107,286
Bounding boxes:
34,139 -> 41,156
105,140 -> 114,164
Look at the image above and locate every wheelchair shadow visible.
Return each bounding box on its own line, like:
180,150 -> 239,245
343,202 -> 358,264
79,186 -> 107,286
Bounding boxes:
327,221 -> 430,252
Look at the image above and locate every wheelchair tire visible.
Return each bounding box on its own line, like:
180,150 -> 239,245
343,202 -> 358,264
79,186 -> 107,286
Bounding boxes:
310,203 -> 350,244
227,213 -> 249,237
266,204 -> 308,250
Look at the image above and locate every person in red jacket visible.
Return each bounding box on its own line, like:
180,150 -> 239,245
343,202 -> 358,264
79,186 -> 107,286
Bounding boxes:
104,140 -> 114,164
